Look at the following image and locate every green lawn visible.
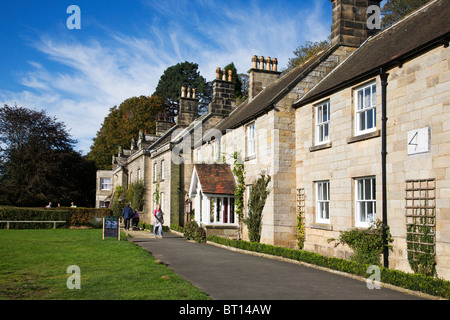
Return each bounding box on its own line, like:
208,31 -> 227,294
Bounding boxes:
0,229 -> 210,300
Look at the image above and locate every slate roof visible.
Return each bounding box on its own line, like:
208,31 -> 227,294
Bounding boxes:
194,164 -> 236,195
295,0 -> 450,108
215,44 -> 338,132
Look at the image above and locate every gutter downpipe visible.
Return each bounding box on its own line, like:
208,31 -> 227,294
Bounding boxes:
380,68 -> 389,269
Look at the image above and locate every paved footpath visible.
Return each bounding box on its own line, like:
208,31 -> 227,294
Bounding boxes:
125,230 -> 430,300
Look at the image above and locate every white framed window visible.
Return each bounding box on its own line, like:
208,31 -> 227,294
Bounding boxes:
355,177 -> 376,227
315,181 -> 330,223
100,178 -> 111,190
209,196 -> 236,225
315,101 -> 330,144
99,201 -> 110,208
247,122 -> 255,157
355,81 -> 376,135
153,162 -> 158,182
161,160 -> 165,180
138,168 -> 141,181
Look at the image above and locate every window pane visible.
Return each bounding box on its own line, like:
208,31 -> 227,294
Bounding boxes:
371,85 -> 376,106
324,202 -> 329,219
367,109 -> 373,129
318,105 -> 323,123
364,87 -> 370,108
358,179 -> 364,200
359,112 -> 366,131
323,104 -> 328,122
372,178 -> 376,199
365,179 -> 372,200
358,90 -> 364,110
359,202 -> 366,222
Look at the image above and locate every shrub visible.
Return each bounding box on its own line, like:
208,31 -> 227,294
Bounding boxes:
328,219 -> 393,266
0,206 -> 70,229
69,207 -> 113,227
184,221 -> 206,243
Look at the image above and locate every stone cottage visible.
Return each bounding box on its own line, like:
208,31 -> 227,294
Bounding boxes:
96,0 -> 450,279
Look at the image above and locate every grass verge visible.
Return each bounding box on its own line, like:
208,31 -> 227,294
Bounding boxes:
0,229 -> 210,300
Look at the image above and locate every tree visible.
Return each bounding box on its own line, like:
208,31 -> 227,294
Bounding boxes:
0,104 -> 96,207
381,0 -> 432,28
223,62 -> 247,101
245,174 -> 271,243
283,38 -> 331,75
87,95 -> 164,170
154,61 -> 212,119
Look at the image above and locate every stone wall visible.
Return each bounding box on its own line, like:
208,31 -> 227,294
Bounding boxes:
295,44 -> 450,279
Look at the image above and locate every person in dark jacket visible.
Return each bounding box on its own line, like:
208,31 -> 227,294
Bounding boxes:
132,209 -> 140,230
121,203 -> 134,231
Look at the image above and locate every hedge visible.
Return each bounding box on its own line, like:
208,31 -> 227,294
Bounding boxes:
0,206 -> 113,229
207,235 -> 450,299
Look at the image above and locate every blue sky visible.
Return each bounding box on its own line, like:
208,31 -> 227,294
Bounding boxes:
0,0 -> 336,154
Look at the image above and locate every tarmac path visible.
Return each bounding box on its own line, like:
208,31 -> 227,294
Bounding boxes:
126,230 -> 428,300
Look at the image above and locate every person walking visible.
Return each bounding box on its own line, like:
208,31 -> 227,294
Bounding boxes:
153,204 -> 164,238
132,209 -> 140,230
121,203 -> 134,231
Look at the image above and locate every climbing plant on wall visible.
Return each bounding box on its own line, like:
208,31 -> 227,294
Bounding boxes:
232,152 -> 245,240
232,152 -> 245,222
245,174 -> 271,243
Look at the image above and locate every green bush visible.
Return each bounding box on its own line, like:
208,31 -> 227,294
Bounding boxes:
184,221 -> 206,243
207,234 -> 450,299
328,219 -> 393,266
69,207 -> 112,227
0,206 -> 70,229
0,206 -> 113,229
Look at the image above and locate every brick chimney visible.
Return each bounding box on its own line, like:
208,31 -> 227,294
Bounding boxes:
248,55 -> 281,101
329,0 -> 382,47
208,67 -> 235,117
177,85 -> 199,126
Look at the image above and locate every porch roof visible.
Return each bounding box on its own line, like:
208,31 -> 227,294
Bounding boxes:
191,164 -> 236,196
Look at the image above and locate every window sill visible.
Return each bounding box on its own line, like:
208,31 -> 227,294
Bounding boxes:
310,223 -> 333,231
309,142 -> 332,152
347,129 -> 380,144
245,155 -> 256,162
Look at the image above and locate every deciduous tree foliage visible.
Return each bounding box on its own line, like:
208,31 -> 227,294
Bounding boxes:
87,95 -> 164,170
0,104 -> 96,207
381,0 -> 432,28
283,39 -> 331,75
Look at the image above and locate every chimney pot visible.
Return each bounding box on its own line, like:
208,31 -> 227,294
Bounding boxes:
187,87 -> 192,98
252,55 -> 258,69
216,67 -> 221,80
265,57 -> 271,70
181,85 -> 186,98
192,88 -> 196,99
258,56 -> 265,70
272,58 -> 278,71
228,69 -> 233,82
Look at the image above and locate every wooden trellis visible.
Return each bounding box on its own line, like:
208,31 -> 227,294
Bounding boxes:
405,179 -> 436,260
296,188 -> 306,249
